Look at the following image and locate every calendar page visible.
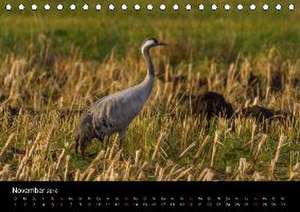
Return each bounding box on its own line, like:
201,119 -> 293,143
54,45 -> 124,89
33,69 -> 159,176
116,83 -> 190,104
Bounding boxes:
0,1 -> 299,211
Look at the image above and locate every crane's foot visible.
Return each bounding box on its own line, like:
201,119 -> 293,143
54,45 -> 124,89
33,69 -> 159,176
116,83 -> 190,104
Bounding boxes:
87,152 -> 97,158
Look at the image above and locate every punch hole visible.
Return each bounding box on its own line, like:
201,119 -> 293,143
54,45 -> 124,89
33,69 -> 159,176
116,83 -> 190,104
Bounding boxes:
147,4 -> 153,11
83,4 -> 89,11
57,4 -> 63,11
134,4 -> 141,11
108,4 -> 115,11
198,4 -> 204,11
121,4 -> 127,11
212,4 -> 217,11
160,4 -> 166,11
250,4 -> 256,11
237,4 -> 243,11
173,4 -> 179,11
70,4 -> 76,11
185,4 -> 192,11
95,4 -> 101,11
5,4 -> 12,11
262,4 -> 269,11
224,4 -> 231,11
32,4 -> 38,11
275,4 -> 282,11
19,4 -> 25,11
44,4 -> 50,11
289,4 -> 295,11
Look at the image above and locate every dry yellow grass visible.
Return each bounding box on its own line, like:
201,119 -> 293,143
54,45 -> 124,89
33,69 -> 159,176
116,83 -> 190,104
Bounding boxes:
0,40 -> 300,181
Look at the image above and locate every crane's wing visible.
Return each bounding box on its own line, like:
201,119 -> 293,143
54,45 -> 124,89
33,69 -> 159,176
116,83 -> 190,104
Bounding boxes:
89,89 -> 144,132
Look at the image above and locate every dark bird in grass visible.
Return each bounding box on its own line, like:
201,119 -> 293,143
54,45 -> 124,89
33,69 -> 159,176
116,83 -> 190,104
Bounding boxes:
75,38 -> 167,156
181,91 -> 234,121
247,72 -> 263,98
240,106 -> 274,123
240,105 -> 294,123
1,106 -> 37,126
271,71 -> 285,92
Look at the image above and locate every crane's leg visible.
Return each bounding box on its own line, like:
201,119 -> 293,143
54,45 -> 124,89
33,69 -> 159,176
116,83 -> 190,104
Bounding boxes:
79,136 -> 91,157
75,136 -> 80,155
118,130 -> 126,160
118,130 -> 126,147
80,142 -> 87,157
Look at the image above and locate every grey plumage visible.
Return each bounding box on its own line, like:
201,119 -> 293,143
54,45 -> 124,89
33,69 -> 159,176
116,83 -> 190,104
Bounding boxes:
75,38 -> 167,156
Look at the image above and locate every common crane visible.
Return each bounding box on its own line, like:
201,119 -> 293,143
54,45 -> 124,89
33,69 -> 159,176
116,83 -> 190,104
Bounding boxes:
75,38 -> 167,156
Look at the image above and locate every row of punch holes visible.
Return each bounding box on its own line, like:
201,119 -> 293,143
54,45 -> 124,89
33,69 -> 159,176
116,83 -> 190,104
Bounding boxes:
4,3 -> 296,12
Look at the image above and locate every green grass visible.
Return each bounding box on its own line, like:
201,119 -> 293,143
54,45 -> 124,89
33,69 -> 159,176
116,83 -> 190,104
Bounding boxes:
0,1 -> 299,63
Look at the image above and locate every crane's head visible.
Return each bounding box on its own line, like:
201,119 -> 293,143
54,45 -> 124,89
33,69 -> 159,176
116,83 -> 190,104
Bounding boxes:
141,38 -> 167,53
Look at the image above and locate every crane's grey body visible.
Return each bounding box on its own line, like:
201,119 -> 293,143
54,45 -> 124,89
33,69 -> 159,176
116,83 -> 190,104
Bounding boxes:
88,75 -> 153,137
75,38 -> 166,156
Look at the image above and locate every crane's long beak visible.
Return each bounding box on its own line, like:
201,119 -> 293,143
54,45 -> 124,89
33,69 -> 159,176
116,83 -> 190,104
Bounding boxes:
158,42 -> 168,46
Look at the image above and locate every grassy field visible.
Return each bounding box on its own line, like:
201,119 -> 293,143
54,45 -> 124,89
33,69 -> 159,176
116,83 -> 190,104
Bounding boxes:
0,1 -> 300,181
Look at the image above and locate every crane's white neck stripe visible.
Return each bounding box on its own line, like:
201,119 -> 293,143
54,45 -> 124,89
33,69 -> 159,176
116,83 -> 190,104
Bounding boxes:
141,40 -> 156,53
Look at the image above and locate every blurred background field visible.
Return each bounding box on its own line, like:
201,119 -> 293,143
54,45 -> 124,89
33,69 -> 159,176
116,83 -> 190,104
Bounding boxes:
0,1 -> 300,181
0,0 -> 299,62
